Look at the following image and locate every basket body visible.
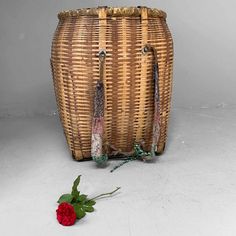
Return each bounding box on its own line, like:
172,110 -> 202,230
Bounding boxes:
51,7 -> 173,161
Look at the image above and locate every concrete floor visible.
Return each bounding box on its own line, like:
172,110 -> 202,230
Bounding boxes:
0,107 -> 236,236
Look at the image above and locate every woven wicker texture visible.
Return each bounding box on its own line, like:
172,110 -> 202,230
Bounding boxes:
51,6 -> 174,161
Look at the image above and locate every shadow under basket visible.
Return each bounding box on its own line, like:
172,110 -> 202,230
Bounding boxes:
51,6 -> 174,162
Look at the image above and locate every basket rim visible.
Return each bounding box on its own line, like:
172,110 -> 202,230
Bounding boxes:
58,6 -> 167,20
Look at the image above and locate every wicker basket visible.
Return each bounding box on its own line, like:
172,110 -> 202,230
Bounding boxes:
51,6 -> 173,162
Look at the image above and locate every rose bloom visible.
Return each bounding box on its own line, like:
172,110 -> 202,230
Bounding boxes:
56,202 -> 77,226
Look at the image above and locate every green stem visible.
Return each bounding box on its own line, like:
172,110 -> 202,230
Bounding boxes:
89,187 -> 121,201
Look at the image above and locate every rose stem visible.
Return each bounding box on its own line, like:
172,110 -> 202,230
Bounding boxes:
89,187 -> 121,201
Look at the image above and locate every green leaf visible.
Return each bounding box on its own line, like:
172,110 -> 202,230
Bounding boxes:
73,204 -> 86,219
85,200 -> 96,206
83,205 -> 95,213
57,194 -> 73,204
71,175 -> 81,199
77,194 -> 88,202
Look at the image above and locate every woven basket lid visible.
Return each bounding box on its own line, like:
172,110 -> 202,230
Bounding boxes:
58,6 -> 167,19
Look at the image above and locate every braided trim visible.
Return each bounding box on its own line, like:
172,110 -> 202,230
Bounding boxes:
58,7 -> 167,20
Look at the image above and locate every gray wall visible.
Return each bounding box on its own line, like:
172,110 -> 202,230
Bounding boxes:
0,0 -> 236,117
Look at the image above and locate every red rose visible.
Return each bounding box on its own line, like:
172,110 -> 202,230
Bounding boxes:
56,202 -> 77,226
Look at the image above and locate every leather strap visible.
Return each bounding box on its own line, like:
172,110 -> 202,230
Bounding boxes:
143,45 -> 161,159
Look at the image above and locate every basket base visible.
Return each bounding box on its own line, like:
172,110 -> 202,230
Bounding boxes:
71,142 -> 166,161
